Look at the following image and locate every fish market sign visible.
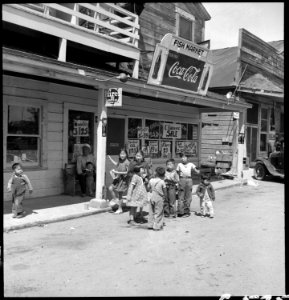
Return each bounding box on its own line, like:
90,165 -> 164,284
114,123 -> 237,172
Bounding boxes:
147,33 -> 213,96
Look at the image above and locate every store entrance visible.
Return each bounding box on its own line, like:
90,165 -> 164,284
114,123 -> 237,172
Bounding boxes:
68,110 -> 95,163
106,117 -> 125,155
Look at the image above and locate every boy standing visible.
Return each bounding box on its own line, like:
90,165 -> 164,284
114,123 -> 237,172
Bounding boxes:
7,163 -> 33,218
176,153 -> 200,217
196,174 -> 215,218
147,167 -> 167,230
164,159 -> 179,218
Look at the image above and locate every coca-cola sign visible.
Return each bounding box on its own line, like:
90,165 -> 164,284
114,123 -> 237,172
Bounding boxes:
162,50 -> 205,92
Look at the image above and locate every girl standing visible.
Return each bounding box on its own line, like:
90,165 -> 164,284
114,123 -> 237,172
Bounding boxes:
107,149 -> 130,214
126,166 -> 148,225
128,150 -> 153,221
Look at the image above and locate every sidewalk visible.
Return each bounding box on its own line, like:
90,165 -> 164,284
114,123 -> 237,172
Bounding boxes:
3,174 -> 250,232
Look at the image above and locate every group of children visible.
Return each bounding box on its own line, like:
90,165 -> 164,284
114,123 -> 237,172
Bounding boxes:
108,149 -> 216,231
7,149 -> 216,227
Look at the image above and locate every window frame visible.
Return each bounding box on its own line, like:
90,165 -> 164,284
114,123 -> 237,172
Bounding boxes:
125,115 -> 199,161
3,98 -> 47,170
175,6 -> 195,42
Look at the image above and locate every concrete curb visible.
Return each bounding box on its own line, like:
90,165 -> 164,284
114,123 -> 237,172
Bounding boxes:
4,179 -> 247,233
4,207 -> 112,233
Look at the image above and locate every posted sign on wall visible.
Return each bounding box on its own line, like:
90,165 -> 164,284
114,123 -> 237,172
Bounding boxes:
147,33 -> 213,96
105,88 -> 122,107
162,123 -> 181,138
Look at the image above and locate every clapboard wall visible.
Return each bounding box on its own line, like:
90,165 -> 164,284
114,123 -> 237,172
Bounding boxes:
3,74 -> 98,201
200,112 -> 235,164
138,3 -> 207,79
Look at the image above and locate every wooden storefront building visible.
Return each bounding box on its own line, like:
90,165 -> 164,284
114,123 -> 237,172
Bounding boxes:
3,3 -> 250,202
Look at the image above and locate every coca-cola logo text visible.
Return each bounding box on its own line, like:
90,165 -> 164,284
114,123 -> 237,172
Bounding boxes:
168,62 -> 201,83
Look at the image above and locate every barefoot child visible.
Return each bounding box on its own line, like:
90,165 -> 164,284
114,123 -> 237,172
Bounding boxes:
196,174 -> 215,218
147,167 -> 167,230
126,166 -> 148,225
107,149 -> 130,214
7,163 -> 33,218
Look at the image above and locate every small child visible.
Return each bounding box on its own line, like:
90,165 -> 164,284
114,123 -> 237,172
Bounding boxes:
164,159 -> 179,218
196,174 -> 215,218
147,167 -> 167,230
107,149 -> 130,214
7,163 -> 33,218
126,166 -> 148,225
85,162 -> 95,197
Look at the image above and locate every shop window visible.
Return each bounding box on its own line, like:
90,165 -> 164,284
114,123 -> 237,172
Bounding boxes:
260,134 -> 267,152
175,123 -> 198,157
127,118 -> 142,158
6,105 -> 41,167
176,7 -> 195,42
247,102 -> 259,124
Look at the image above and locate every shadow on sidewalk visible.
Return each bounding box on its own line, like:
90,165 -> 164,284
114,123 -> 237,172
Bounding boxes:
3,194 -> 90,215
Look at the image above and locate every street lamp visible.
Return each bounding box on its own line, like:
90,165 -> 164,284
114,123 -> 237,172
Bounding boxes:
77,69 -> 130,83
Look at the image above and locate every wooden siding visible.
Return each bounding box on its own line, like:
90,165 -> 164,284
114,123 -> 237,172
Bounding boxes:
3,74 -> 98,201
201,112 -> 234,164
138,3 -> 208,79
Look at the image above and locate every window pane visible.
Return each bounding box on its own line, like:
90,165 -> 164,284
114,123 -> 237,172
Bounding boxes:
260,134 -> 267,151
128,118 -> 142,139
7,136 -> 39,166
181,123 -> 188,139
261,108 -> 268,120
8,105 -> 39,135
179,16 -> 192,40
145,119 -> 160,139
261,119 -> 268,132
247,102 -> 259,124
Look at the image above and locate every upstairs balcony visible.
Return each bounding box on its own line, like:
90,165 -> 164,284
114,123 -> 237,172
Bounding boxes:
2,3 -> 140,77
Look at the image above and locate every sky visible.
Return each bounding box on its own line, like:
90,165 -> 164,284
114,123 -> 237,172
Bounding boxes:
202,2 -> 284,49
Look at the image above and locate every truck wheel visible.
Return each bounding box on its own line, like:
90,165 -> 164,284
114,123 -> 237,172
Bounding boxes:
254,163 -> 267,180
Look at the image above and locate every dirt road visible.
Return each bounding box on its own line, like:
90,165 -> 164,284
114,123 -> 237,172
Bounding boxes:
4,179 -> 285,296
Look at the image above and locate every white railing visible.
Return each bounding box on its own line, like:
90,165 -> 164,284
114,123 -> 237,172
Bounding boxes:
7,3 -> 140,47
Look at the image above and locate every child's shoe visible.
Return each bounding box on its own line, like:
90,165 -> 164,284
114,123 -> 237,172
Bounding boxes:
209,214 -> 214,218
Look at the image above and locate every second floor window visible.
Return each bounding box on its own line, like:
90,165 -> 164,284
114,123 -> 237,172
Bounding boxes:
176,7 -> 195,42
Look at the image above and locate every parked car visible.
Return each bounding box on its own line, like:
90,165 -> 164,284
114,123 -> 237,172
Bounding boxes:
254,150 -> 284,180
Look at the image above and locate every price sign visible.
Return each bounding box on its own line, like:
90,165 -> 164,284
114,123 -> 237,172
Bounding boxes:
148,141 -> 159,154
161,141 -> 171,156
73,120 -> 89,136
105,88 -> 122,107
127,140 -> 139,157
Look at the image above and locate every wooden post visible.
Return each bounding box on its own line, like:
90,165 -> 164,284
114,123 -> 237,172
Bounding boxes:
237,112 -> 246,178
90,88 -> 109,208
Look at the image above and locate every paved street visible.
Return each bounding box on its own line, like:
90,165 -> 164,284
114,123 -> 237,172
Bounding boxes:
4,179 -> 285,296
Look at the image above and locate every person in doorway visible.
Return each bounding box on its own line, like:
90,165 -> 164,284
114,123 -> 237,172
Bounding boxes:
7,163 -> 33,218
107,149 -> 130,214
128,150 -> 153,222
196,174 -> 215,218
147,167 -> 167,231
85,162 -> 95,197
164,159 -> 179,218
126,166 -> 148,226
176,153 -> 200,217
76,144 -> 96,197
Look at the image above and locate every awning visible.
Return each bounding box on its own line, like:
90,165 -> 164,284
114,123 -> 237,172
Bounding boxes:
3,47 -> 252,112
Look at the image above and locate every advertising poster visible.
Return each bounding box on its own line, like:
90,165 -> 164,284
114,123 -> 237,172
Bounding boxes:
137,127 -> 149,139
73,120 -> 89,136
162,123 -> 182,139
162,50 -> 205,92
105,88 -> 122,107
176,141 -> 185,154
148,140 -> 159,154
184,141 -> 197,156
161,141 -> 171,157
127,140 -> 139,157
